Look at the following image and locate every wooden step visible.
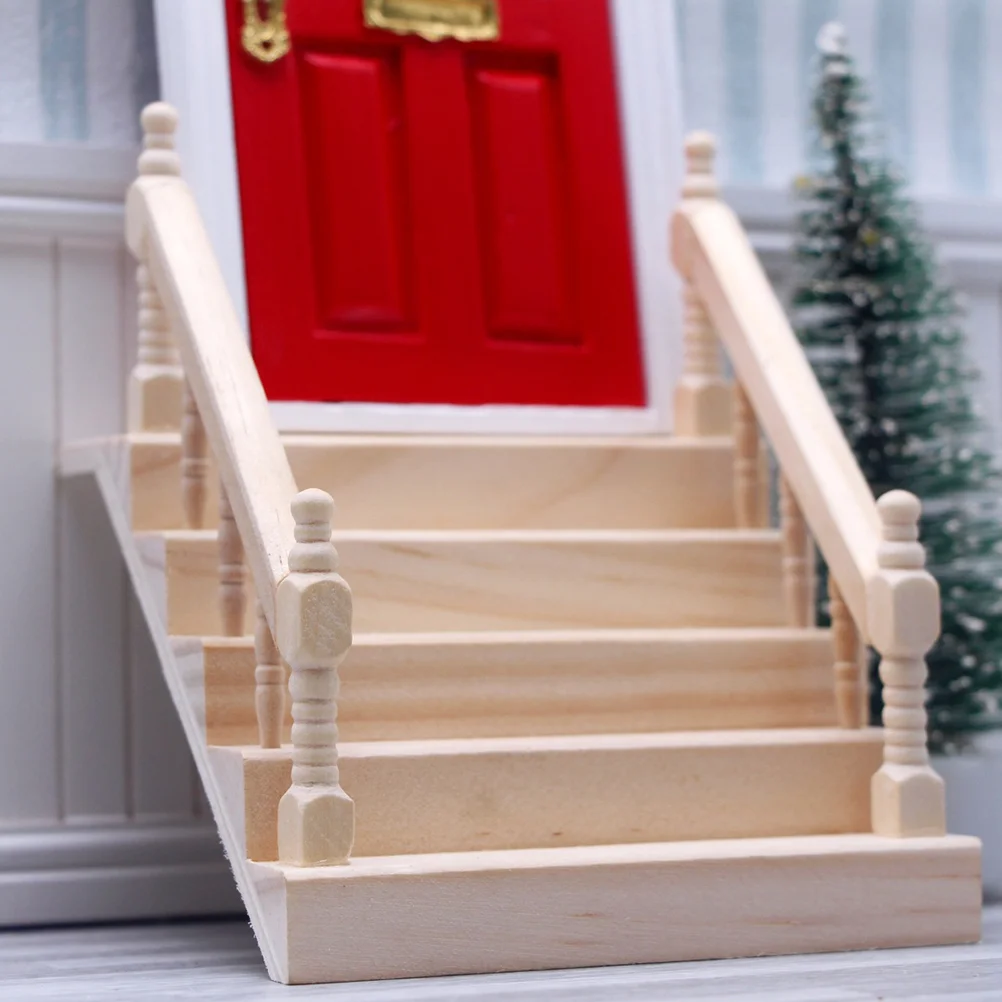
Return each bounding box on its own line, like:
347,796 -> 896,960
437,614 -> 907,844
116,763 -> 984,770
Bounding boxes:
240,833 -> 981,984
128,433 -> 741,531
209,728 -> 883,861
177,628 -> 838,745
142,528 -> 787,636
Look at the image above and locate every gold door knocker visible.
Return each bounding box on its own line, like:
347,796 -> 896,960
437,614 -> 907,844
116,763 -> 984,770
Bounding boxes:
242,0 -> 291,63
363,0 -> 499,43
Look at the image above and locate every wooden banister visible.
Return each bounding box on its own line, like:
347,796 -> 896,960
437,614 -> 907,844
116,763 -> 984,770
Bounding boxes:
672,132 -> 945,837
672,147 -> 879,637
125,105 -> 297,635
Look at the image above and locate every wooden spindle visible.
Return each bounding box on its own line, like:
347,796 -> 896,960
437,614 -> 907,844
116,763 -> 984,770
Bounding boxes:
829,574 -> 865,728
255,602 -> 284,749
128,103 -> 182,432
218,483 -> 247,636
181,380 -> 208,529
276,489 -> 354,866
869,491 -> 945,837
779,474 -> 814,627
733,382 -> 761,528
674,132 -> 731,437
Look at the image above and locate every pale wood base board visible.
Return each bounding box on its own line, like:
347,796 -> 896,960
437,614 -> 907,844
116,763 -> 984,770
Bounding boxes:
151,529 -> 788,636
247,833 -> 982,984
128,433 -> 738,532
183,627 -> 839,746
211,728 -> 884,861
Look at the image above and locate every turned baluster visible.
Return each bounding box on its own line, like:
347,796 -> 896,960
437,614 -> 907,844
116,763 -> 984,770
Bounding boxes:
255,602 -> 284,748
218,484 -> 247,636
829,575 -> 865,728
181,380 -> 208,529
276,489 -> 354,865
779,475 -> 815,627
128,103 -> 182,432
733,382 -> 761,527
868,491 -> 946,837
674,133 -> 731,437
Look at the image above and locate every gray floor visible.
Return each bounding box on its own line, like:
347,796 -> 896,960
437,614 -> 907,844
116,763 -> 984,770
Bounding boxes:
1,907 -> 999,1001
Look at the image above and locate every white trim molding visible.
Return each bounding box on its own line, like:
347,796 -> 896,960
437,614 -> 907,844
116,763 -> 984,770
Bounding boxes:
153,0 -> 685,435
0,824 -> 240,926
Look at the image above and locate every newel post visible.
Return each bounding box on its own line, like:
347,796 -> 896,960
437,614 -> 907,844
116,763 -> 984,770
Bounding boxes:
673,132 -> 731,437
128,103 -> 183,432
275,489 -> 354,865
868,491 -> 946,837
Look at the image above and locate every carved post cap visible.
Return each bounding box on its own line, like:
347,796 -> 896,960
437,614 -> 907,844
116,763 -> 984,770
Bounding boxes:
683,131 -> 719,199
877,490 -> 924,570
139,101 -> 180,177
290,489 -> 338,573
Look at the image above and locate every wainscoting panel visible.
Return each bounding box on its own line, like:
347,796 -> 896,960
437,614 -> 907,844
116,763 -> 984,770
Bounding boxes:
0,148 -> 236,925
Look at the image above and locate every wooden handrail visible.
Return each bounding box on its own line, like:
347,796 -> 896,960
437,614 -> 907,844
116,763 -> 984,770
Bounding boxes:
672,184 -> 880,638
125,137 -> 297,636
125,103 -> 355,863
672,132 -> 946,838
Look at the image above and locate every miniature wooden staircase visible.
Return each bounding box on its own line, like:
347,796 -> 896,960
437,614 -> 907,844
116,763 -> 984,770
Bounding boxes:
61,108 -> 981,985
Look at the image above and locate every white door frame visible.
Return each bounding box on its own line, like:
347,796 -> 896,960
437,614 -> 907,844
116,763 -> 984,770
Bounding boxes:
153,0 -> 684,435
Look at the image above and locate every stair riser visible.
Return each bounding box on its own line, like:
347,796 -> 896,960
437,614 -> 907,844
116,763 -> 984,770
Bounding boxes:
187,633 -> 838,744
154,534 -> 788,635
130,437 -> 740,532
251,837 -> 981,983
212,731 -> 883,860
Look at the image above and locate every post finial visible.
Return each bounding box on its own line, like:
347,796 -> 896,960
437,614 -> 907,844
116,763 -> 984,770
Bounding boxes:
290,489 -> 338,573
877,490 -> 924,570
683,131 -> 718,199
139,101 -> 181,177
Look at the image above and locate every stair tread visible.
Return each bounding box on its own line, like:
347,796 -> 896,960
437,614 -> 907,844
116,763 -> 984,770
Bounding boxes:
146,527 -> 780,543
255,831 -> 979,881
223,725 -> 881,758
125,429 -> 735,450
183,625 -> 832,646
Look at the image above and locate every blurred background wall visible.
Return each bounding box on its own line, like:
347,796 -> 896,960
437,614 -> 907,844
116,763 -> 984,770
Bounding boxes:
675,0 -> 1002,457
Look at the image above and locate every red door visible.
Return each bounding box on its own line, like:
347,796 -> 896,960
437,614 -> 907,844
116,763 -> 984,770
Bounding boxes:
227,0 -> 646,407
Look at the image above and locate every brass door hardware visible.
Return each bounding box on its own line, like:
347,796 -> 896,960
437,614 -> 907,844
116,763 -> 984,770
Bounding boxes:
363,0 -> 500,43
242,0 -> 292,63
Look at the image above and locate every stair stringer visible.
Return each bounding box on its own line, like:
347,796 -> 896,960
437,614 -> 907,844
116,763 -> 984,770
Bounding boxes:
61,436 -> 289,982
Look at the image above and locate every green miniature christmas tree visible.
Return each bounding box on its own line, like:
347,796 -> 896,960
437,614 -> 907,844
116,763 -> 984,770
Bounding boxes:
793,22 -> 1002,751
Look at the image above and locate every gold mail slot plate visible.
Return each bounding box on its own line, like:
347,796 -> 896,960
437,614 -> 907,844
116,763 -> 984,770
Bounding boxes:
363,0 -> 500,43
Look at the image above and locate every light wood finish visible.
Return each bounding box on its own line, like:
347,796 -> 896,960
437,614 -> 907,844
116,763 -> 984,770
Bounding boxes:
126,105 -> 298,633
673,138 -> 881,636
65,427 -> 980,986
128,266 -> 182,434
127,105 -> 184,434
250,834 -> 980,984
733,381 -> 761,528
217,484 -> 246,637
674,133 -> 731,437
6,906 -> 998,999
148,529 -> 788,636
275,490 -> 354,867
255,603 -> 284,749
126,433 -> 738,532
869,491 -> 946,837
180,380 -> 208,530
188,628 -> 839,746
829,574 -> 865,729
212,728 -> 883,862
779,474 -> 813,628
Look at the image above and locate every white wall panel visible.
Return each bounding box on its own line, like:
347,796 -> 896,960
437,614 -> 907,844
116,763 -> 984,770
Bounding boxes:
0,236 -> 59,824
0,151 -> 230,923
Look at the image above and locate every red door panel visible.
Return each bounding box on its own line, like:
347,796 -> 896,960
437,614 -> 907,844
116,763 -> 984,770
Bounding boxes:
227,0 -> 646,407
